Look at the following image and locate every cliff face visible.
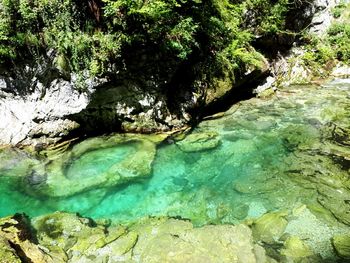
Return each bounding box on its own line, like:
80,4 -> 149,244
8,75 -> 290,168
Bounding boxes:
0,0 -> 345,146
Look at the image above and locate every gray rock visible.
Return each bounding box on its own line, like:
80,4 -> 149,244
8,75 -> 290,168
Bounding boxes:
0,66 -> 196,146
0,77 -> 89,145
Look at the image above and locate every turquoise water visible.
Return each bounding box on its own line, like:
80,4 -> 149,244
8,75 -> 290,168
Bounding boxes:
65,144 -> 136,179
0,79 -> 349,227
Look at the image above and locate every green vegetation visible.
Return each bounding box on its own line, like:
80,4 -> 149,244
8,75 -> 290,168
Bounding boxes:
0,0 -> 299,81
301,2 -> 350,75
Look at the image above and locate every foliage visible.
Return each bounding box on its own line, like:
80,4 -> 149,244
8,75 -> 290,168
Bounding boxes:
302,3 -> 350,71
331,1 -> 347,18
0,0 -> 299,88
243,0 -> 291,34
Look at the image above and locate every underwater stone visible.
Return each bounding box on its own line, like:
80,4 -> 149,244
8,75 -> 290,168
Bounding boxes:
252,211 -> 288,244
26,170 -> 47,186
332,234 -> 350,259
280,236 -> 314,259
317,184 -> 350,225
24,133 -> 166,197
176,132 -> 220,152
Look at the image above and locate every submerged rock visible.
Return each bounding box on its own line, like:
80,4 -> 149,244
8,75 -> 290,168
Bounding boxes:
252,211 -> 288,244
176,132 -> 221,152
332,234 -> 350,259
317,184 -> 350,226
12,133 -> 166,198
280,236 -> 316,260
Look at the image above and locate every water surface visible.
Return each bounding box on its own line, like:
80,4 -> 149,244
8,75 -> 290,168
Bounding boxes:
0,80 -> 349,229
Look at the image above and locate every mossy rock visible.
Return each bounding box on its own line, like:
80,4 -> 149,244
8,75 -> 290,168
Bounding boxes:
332,234 -> 350,259
281,236 -> 314,258
0,237 -> 21,263
23,133 -> 166,197
317,184 -> 350,225
280,124 -> 320,150
0,214 -> 53,263
176,132 -> 221,152
252,211 -> 289,244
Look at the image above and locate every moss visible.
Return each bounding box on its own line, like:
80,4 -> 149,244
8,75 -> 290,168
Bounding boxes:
300,3 -> 350,77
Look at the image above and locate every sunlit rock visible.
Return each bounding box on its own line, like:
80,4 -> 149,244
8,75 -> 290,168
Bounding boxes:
0,214 -> 53,263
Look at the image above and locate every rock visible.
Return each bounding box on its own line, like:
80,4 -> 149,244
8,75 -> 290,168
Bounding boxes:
0,77 -> 89,146
30,213 -> 271,263
25,170 -> 47,186
0,61 -> 195,147
252,211 -> 289,244
254,76 -> 276,97
281,236 -> 314,259
32,212 -> 126,262
0,214 -> 53,263
176,132 -> 221,152
309,0 -> 338,35
131,218 -> 268,263
0,237 -> 21,263
332,234 -> 350,259
317,184 -> 350,225
331,63 -> 350,77
22,133 -> 165,197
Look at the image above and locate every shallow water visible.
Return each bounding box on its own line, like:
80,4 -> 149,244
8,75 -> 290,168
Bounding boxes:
65,143 -> 137,180
0,79 -> 349,230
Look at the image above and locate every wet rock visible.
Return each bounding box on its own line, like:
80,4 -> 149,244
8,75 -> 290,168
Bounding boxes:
280,236 -> 314,259
32,212 -> 127,262
317,184 -> 350,225
332,234 -> 350,259
281,124 -> 320,150
252,211 -> 288,244
176,132 -> 221,152
23,133 -> 165,197
26,171 -> 47,186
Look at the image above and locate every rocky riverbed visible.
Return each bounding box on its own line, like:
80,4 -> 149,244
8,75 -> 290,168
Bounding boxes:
0,78 -> 349,262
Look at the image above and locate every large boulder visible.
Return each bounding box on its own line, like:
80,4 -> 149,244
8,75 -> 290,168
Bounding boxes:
32,213 -> 271,263
0,133 -> 165,198
131,219 -> 269,263
21,133 -> 165,197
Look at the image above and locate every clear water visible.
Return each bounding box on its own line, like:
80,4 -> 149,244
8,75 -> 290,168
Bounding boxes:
65,144 -> 136,180
0,79 -> 349,228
